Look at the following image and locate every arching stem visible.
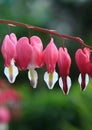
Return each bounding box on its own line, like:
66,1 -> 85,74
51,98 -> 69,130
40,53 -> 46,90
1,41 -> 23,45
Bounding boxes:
0,19 -> 91,49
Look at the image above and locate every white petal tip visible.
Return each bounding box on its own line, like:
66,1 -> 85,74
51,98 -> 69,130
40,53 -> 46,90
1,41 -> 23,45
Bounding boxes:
78,73 -> 89,91
30,80 -> 37,88
28,69 -> 38,88
59,76 -> 71,95
44,71 -> 58,89
0,123 -> 9,130
4,65 -> 18,83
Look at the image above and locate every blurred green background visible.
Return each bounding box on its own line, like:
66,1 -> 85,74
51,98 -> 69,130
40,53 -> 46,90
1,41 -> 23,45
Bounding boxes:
0,0 -> 92,130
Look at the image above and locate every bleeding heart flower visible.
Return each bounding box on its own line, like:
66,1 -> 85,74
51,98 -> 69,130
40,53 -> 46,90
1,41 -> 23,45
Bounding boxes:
75,47 -> 90,91
0,107 -> 10,130
15,37 -> 32,70
1,33 -> 18,83
43,38 -> 58,89
58,47 -> 71,94
16,36 -> 43,88
28,36 -> 44,69
0,107 -> 10,123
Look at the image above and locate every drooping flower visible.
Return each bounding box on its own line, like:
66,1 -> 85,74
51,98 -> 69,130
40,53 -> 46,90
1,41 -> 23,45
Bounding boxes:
58,47 -> 71,94
0,88 -> 21,106
16,36 -> 43,88
75,47 -> 90,90
1,33 -> 18,83
15,37 -> 32,70
0,107 -> 10,130
43,38 -> 58,89
28,36 -> 43,68
0,107 -> 10,123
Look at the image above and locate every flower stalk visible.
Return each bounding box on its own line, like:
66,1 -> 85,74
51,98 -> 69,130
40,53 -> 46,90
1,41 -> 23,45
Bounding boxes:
0,19 -> 91,49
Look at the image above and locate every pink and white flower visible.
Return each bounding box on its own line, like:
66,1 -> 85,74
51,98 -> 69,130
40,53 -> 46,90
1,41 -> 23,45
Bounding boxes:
43,38 -> 58,89
75,48 -> 90,90
58,47 -> 71,94
0,107 -> 10,130
1,33 -> 18,83
16,36 -> 43,88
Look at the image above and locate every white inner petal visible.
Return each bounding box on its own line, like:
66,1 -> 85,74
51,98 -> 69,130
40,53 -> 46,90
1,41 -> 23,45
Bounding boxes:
78,73 -> 89,90
44,71 -> 58,89
4,64 -> 18,83
85,74 -> 89,87
78,73 -> 82,87
0,123 -> 9,130
59,76 -> 71,95
67,76 -> 71,94
28,69 -> 38,88
59,77 -> 63,90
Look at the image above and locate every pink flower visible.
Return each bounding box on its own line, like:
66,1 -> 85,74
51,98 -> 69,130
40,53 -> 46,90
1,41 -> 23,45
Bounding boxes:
75,47 -> 90,90
28,36 -> 44,69
1,33 -> 17,67
15,37 -> 32,70
43,38 -> 58,73
43,38 -> 58,89
16,36 -> 43,69
0,84 -> 21,120
0,107 -> 10,123
1,33 -> 18,83
0,88 -> 21,106
16,36 -> 43,88
58,47 -> 71,94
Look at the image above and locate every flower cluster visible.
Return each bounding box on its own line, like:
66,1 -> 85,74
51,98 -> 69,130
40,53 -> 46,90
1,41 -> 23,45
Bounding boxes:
1,33 -> 92,94
1,33 -> 71,94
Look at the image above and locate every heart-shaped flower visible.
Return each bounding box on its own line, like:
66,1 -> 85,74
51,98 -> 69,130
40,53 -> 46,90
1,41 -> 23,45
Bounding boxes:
1,33 -> 18,83
75,47 -> 90,90
58,47 -> 71,94
43,38 -> 58,89
16,36 -> 43,88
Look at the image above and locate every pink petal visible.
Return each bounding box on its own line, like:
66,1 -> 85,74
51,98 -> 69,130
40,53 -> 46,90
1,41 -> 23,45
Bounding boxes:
28,36 -> 44,68
58,47 -> 71,76
75,48 -> 90,73
9,33 -> 17,45
43,38 -> 58,73
28,45 -> 43,68
16,37 -> 32,70
1,33 -> 17,67
0,107 -> 10,122
30,36 -> 43,50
